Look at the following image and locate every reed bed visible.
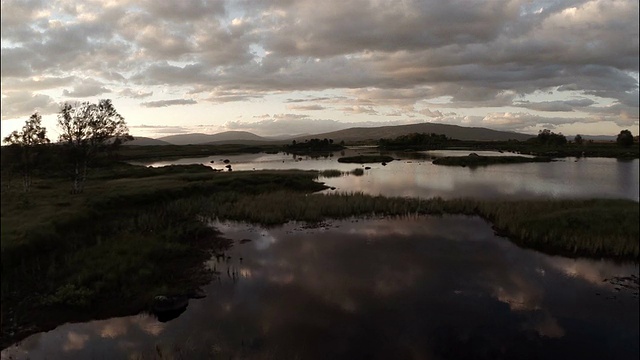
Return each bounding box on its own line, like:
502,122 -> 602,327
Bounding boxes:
201,192 -> 639,258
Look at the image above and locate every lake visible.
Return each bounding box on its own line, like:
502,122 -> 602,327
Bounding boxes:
3,216 -> 638,359
129,149 -> 640,201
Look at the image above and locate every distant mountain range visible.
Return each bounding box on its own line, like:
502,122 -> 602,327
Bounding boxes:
125,137 -> 172,146
292,123 -> 533,142
157,131 -> 273,145
124,123 -> 597,146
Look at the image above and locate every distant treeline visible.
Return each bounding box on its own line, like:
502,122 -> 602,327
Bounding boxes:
377,130 -> 639,158
379,132 -> 452,149
286,138 -> 344,153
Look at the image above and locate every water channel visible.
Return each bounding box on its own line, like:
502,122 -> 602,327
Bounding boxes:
130,149 -> 639,201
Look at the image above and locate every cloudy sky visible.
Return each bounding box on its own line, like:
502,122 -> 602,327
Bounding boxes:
1,0 -> 638,140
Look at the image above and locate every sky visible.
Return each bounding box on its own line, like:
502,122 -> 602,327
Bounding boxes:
1,0 -> 639,141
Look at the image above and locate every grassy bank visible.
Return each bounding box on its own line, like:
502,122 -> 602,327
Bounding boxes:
0,164 -> 326,348
432,154 -> 553,166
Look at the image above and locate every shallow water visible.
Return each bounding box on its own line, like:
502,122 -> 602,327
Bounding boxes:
130,150 -> 640,201
4,216 -> 638,359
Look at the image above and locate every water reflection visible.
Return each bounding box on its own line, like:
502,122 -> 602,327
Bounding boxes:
130,150 -> 640,201
4,216 -> 637,359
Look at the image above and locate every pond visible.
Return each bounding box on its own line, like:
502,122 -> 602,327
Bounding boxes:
3,216 -> 638,359
130,149 -> 640,201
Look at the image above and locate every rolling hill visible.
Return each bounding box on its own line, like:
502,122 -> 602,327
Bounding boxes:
158,131 -> 271,145
124,136 -> 172,146
294,123 -> 533,142
129,123 -> 536,146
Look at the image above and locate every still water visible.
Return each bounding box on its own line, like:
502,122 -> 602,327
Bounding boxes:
3,216 -> 638,359
130,149 -> 640,201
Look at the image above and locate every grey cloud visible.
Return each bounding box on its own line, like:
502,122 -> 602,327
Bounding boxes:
129,124 -> 192,134
418,108 -> 444,118
1,0 -> 638,131
132,63 -> 216,86
141,0 -> 226,22
255,0 -> 521,58
1,76 -> 75,92
63,82 -> 112,98
0,47 -> 35,78
285,96 -> 336,103
119,89 -> 154,99
479,112 -> 591,132
0,0 -> 46,30
286,104 -> 326,111
515,98 -> 596,112
342,106 -> 379,115
0,91 -> 59,120
140,99 -> 198,107
203,90 -> 265,103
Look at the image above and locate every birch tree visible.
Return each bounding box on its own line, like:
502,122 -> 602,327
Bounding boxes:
2,112 -> 50,192
57,99 -> 131,193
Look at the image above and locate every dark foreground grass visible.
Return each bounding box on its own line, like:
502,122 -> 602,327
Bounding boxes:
0,165 -> 325,348
1,162 -> 638,348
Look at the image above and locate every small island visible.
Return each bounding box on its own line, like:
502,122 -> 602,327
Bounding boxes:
432,153 -> 553,166
337,155 -> 395,164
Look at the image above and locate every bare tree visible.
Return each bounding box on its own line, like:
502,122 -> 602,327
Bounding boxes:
57,99 -> 131,193
3,112 -> 50,192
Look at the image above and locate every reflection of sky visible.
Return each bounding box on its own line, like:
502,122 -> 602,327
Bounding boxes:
4,216 -> 638,359
131,151 -> 640,201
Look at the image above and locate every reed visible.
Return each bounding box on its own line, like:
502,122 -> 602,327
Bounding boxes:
318,169 -> 344,178
201,192 -> 638,258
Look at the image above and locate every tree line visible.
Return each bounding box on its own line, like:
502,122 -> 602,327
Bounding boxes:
3,99 -> 131,193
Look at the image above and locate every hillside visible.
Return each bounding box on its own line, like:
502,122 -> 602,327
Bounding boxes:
124,136 -> 172,146
158,131 -> 270,145
294,123 -> 533,142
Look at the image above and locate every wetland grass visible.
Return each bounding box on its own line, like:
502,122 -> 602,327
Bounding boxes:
202,191 -> 639,259
2,162 -> 638,348
318,169 -> 344,178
